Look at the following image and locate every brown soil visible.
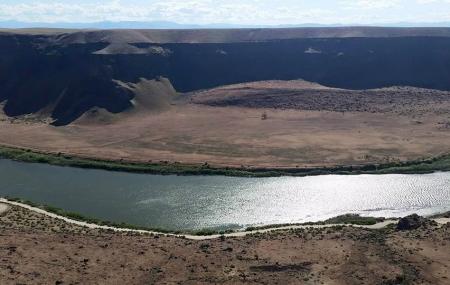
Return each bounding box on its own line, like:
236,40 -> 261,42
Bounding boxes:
1,204 -> 449,284
1,80 -> 449,168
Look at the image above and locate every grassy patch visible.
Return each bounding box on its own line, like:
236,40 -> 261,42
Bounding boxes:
190,228 -> 232,236
322,214 -> 384,225
430,211 -> 450,218
245,214 -> 385,231
0,146 -> 259,177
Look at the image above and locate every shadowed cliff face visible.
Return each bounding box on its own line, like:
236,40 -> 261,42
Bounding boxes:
1,30 -> 450,125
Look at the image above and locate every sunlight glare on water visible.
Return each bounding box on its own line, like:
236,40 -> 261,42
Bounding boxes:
0,159 -> 449,231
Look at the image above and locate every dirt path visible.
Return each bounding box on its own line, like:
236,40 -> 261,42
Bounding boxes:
0,203 -> 9,215
1,198 -> 449,240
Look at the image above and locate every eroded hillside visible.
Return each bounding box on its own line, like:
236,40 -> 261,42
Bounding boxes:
1,28 -> 450,124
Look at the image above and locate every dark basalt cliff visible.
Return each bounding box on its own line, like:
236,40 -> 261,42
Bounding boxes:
1,27 -> 450,125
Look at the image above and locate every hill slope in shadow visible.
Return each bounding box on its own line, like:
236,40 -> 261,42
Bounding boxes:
1,27 -> 450,125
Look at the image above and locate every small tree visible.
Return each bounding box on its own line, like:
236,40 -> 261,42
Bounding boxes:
261,112 -> 268,120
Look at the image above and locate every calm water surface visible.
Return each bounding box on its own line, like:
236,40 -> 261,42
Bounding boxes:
0,159 -> 449,231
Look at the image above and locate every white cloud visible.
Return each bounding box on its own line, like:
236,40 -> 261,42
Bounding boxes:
416,0 -> 450,3
340,0 -> 402,10
0,0 -> 336,25
0,0 -> 449,25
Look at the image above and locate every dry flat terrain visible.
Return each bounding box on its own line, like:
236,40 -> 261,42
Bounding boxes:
1,204 -> 449,284
1,80 -> 449,168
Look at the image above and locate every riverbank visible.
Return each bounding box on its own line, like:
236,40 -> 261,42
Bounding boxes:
2,198 -> 449,240
0,199 -> 403,239
1,199 -> 449,284
1,145 -> 450,177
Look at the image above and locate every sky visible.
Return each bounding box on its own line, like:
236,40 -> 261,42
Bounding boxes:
0,0 -> 450,25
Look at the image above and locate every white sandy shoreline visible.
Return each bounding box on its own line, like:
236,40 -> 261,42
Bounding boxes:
1,198 -> 449,241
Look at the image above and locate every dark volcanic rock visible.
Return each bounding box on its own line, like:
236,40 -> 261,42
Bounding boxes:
396,214 -> 436,231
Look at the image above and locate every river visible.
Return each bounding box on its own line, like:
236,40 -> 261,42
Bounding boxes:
0,159 -> 449,231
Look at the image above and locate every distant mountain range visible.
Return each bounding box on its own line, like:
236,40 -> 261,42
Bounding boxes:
1,20 -> 450,29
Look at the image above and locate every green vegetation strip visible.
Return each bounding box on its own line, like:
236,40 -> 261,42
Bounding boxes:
0,145 -> 450,177
245,214 -> 385,231
430,211 -> 450,219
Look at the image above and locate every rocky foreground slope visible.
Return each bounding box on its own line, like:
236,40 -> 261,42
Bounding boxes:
1,27 -> 450,125
1,204 -> 449,284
